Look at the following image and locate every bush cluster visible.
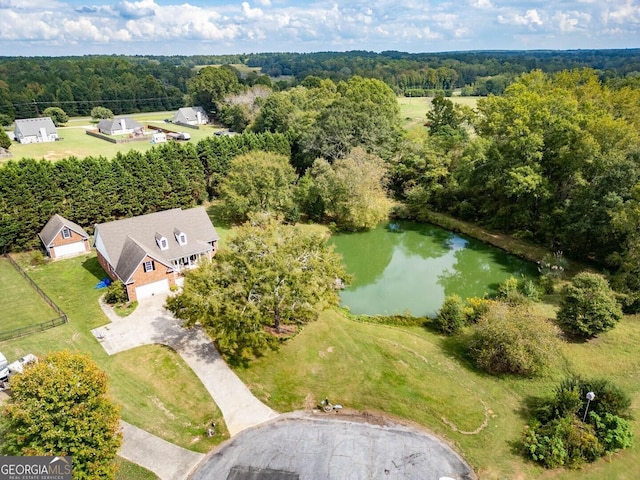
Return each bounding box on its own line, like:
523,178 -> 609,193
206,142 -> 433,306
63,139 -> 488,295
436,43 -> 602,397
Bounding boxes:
467,303 -> 559,376
524,377 -> 633,468
104,281 -> 128,305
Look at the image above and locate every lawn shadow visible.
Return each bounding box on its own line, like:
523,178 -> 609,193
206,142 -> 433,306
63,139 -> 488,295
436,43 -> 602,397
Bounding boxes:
82,255 -> 107,282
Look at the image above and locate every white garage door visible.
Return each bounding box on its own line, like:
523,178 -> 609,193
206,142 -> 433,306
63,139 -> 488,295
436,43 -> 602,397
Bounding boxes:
52,242 -> 86,258
135,279 -> 170,300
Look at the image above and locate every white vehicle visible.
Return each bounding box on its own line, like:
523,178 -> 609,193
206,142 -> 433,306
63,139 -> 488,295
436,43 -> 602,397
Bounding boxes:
0,353 -> 37,386
7,354 -> 38,376
0,351 -> 8,382
177,132 -> 191,141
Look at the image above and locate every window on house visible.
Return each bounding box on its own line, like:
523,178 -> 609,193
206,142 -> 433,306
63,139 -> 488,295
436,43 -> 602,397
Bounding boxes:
61,228 -> 71,239
179,233 -> 187,245
161,238 -> 168,250
143,260 -> 155,273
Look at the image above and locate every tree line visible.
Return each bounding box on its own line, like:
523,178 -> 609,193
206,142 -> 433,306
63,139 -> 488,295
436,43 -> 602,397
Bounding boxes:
2,50 -> 640,124
0,132 -> 289,251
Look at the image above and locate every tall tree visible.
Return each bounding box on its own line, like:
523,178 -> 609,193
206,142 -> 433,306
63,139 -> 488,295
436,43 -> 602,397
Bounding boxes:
218,151 -> 298,222
304,148 -> 392,231
188,66 -> 242,113
1,351 -> 122,479
166,215 -> 349,359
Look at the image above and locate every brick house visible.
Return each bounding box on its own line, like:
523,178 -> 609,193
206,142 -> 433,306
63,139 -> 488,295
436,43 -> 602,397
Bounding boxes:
93,207 -> 219,302
38,214 -> 91,259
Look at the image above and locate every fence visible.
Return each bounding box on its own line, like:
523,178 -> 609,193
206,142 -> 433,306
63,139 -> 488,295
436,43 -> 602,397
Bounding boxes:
1,254 -> 68,342
85,129 -> 152,144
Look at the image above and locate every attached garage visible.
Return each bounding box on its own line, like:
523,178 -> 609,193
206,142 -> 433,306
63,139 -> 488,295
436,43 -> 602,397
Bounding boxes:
52,242 -> 89,258
135,279 -> 171,300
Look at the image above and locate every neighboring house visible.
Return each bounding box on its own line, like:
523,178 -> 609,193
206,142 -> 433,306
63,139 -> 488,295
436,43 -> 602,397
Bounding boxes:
39,214 -> 91,259
97,117 -> 143,135
94,207 -> 219,302
173,107 -> 209,125
14,117 -> 58,144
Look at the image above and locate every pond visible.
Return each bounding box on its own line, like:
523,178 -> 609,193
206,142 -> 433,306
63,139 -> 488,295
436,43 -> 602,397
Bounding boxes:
329,221 -> 537,317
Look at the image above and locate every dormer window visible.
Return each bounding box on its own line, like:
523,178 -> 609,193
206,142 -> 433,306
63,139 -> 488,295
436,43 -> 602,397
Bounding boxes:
155,233 -> 169,251
174,229 -> 187,246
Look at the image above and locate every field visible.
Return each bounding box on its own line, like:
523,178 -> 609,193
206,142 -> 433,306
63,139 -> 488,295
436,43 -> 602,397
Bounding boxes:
235,308 -> 640,479
4,112 -> 225,163
398,95 -> 479,129
0,257 -> 60,334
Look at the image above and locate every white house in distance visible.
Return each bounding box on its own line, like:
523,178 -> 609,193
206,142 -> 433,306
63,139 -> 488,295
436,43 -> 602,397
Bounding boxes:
173,107 -> 208,126
38,214 -> 91,259
94,207 -> 219,302
14,117 -> 58,144
97,117 -> 143,135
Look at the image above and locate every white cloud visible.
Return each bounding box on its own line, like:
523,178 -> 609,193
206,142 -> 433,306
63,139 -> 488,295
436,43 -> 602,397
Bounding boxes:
498,9 -> 543,28
470,0 -> 493,9
242,2 -> 264,20
0,0 -> 637,54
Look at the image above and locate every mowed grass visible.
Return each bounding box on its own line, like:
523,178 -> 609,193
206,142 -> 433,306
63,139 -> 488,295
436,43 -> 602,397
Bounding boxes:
235,308 -> 640,479
0,257 -> 60,333
0,253 -> 228,453
398,95 -> 479,130
5,111 -> 225,163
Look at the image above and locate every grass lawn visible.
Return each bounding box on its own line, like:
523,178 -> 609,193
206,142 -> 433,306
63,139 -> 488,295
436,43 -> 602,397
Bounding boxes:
398,95 -> 479,130
0,257 -> 60,335
5,111 -> 225,163
115,458 -> 158,480
235,308 -> 640,479
0,253 -> 228,453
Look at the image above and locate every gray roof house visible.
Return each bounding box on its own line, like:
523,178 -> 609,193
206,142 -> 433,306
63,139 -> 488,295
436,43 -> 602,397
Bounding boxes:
94,207 -> 219,302
173,107 -> 209,126
14,117 -> 58,144
38,214 -> 91,259
97,117 -> 143,135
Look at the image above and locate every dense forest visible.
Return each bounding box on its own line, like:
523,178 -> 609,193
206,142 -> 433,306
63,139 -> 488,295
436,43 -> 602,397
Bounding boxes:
2,49 -> 640,121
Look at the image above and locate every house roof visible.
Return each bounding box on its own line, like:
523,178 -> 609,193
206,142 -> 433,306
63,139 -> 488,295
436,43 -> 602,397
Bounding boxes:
97,117 -> 143,132
94,207 -> 219,283
38,214 -> 89,246
174,107 -> 207,123
15,117 -> 57,137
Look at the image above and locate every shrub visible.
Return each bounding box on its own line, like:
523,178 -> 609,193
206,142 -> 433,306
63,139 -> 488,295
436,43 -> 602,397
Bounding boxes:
463,296 -> 493,323
104,280 -> 128,305
468,303 -> 560,376
42,107 -> 69,126
434,294 -> 466,335
524,377 -> 634,469
497,276 -> 542,304
91,106 -> 114,120
557,272 -> 623,338
589,412 -> 633,453
524,416 -> 602,468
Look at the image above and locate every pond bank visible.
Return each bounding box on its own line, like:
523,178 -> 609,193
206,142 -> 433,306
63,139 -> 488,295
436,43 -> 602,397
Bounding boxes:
417,209 -> 587,275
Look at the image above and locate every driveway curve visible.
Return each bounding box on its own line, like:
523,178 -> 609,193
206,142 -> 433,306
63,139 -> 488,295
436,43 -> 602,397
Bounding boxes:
92,295 -> 278,436
189,411 -> 476,480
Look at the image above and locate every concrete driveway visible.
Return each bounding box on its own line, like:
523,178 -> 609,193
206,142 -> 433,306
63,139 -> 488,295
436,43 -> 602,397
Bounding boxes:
93,294 -> 278,437
189,411 -> 476,480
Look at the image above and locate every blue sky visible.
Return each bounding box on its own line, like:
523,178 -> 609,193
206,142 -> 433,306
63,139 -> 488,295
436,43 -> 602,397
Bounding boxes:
0,0 -> 638,56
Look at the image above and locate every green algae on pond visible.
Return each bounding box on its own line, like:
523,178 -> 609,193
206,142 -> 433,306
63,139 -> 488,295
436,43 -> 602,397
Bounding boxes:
329,221 -> 537,317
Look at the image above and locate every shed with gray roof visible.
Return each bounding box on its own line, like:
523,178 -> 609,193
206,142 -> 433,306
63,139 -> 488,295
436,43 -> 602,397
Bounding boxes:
39,214 -> 91,259
94,207 -> 219,302
14,117 -> 58,144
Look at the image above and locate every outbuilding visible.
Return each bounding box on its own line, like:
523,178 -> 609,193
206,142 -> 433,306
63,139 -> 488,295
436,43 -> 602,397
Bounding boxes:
39,214 -> 91,259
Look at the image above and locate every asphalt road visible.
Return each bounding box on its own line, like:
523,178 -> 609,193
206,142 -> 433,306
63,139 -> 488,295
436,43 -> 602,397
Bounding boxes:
189,411 -> 476,480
